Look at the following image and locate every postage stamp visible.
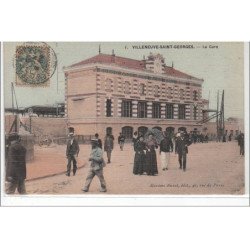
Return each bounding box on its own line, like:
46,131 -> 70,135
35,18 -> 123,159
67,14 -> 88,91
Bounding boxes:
15,42 -> 57,87
1,42 -> 249,206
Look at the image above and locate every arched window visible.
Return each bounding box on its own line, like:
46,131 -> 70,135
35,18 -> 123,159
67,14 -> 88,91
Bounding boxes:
193,106 -> 198,120
193,90 -> 198,101
139,83 -> 146,95
122,126 -> 133,139
154,85 -> 160,97
138,126 -> 148,136
180,89 -> 184,99
105,79 -> 113,92
167,87 -> 172,99
124,81 -> 131,94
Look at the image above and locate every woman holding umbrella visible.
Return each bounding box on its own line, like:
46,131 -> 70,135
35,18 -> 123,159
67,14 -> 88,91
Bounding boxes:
145,133 -> 158,176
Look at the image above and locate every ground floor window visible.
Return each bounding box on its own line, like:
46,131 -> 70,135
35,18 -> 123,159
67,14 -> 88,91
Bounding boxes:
122,126 -> 133,139
137,101 -> 147,118
138,126 -> 148,136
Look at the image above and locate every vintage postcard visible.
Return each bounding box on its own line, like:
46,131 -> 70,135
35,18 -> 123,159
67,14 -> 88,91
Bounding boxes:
1,42 -> 249,206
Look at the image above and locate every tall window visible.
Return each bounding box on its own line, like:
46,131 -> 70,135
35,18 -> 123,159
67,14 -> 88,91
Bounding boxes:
167,87 -> 172,99
193,106 -> 197,120
180,89 -> 184,99
152,102 -> 161,118
106,99 -> 112,117
105,79 -> 112,92
139,83 -> 146,95
121,100 -> 132,117
193,90 -> 198,101
178,104 -> 186,119
166,103 -> 174,119
137,101 -> 147,118
124,81 -> 131,94
154,85 -> 160,97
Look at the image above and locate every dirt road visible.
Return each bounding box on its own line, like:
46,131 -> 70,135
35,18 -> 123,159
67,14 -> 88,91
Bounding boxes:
24,141 -> 245,195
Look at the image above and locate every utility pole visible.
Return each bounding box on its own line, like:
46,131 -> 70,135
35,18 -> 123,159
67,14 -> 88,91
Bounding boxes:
216,90 -> 219,140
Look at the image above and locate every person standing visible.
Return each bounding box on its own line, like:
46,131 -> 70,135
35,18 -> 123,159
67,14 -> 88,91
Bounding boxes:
145,134 -> 158,176
160,131 -> 173,171
104,133 -> 114,163
6,133 -> 27,195
238,133 -> 244,156
175,131 -> 192,172
94,133 -> 102,149
133,135 -> 146,175
82,140 -> 107,192
66,129 -> 80,176
118,133 -> 125,151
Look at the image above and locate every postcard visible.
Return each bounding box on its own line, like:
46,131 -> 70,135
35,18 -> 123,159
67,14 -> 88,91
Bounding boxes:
1,42 -> 249,206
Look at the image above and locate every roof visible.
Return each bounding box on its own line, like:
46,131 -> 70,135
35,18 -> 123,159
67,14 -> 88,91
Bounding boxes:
68,53 -> 202,81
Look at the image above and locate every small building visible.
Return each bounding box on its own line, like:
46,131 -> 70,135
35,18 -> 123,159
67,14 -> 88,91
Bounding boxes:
64,52 -> 207,140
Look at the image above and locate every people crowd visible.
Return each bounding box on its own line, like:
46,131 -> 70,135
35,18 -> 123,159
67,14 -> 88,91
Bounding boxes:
5,127 -> 244,194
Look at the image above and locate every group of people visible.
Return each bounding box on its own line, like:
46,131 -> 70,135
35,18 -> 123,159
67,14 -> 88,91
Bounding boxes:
133,130 -> 192,176
5,127 -> 245,195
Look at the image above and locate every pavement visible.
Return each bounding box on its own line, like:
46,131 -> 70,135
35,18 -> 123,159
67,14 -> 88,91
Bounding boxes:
23,141 -> 245,195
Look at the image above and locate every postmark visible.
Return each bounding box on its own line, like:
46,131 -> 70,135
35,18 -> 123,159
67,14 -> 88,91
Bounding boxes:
15,42 -> 57,86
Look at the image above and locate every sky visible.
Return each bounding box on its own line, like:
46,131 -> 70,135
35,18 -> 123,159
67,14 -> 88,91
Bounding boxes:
3,42 -> 245,119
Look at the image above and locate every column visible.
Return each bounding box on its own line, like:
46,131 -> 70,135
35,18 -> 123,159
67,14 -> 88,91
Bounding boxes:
117,99 -> 122,117
173,104 -> 178,119
161,103 -> 166,119
132,100 -> 138,118
185,104 -> 190,120
147,101 -> 152,118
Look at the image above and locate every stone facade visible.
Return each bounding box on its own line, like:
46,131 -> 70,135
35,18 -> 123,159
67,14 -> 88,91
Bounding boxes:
64,53 -> 207,140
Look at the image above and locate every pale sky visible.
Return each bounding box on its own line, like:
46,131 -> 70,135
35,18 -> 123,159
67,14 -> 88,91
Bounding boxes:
3,42 -> 244,119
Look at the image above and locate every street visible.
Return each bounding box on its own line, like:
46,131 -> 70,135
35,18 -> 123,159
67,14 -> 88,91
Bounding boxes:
23,141 -> 245,195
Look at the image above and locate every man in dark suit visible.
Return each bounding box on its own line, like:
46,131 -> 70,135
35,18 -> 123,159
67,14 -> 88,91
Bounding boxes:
66,130 -> 80,176
175,131 -> 192,171
104,133 -> 114,163
6,133 -> 27,194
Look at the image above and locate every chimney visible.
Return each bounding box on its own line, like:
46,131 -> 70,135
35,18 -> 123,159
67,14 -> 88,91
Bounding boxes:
111,49 -> 115,62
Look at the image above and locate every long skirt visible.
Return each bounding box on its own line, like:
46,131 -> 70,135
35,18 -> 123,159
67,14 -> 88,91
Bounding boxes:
133,151 -> 146,175
145,149 -> 158,175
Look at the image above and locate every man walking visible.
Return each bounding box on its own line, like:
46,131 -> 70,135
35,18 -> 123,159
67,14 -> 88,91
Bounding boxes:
66,128 -> 80,176
118,133 -> 125,151
82,139 -> 107,192
238,133 -> 244,156
175,131 -> 192,172
104,133 -> 114,163
94,133 -> 102,149
160,131 -> 173,171
6,133 -> 27,194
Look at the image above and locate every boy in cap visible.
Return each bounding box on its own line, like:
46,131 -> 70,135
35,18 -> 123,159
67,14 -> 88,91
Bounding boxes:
66,127 -> 80,176
82,139 -> 107,192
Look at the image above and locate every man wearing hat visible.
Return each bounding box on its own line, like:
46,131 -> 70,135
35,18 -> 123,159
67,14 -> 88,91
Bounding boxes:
159,131 -> 173,171
175,130 -> 192,171
6,133 -> 27,194
82,139 -> 107,192
66,127 -> 80,176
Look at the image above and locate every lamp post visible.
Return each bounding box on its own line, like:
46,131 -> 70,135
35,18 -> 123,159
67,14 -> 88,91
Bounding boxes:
28,108 -> 33,133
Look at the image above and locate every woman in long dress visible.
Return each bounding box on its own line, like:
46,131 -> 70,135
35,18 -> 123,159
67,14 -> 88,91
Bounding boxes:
145,134 -> 158,176
133,135 -> 146,175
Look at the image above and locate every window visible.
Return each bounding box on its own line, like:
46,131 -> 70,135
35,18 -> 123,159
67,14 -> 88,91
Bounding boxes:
106,99 -> 112,117
154,85 -> 160,97
105,79 -> 112,92
166,103 -> 174,119
152,102 -> 161,118
121,100 -> 132,117
137,101 -> 147,118
167,87 -> 172,99
124,81 -> 131,94
193,106 -> 197,120
180,89 -> 184,99
193,90 -> 198,101
122,126 -> 133,139
178,104 -> 186,119
139,83 -> 146,95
